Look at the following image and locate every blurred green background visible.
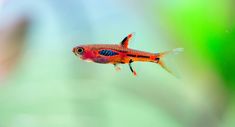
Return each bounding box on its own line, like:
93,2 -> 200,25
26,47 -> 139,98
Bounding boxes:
0,0 -> 234,127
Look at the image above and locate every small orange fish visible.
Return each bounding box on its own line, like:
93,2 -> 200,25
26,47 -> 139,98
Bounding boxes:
72,33 -> 183,76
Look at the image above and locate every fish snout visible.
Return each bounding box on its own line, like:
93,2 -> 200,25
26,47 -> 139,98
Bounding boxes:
72,47 -> 77,55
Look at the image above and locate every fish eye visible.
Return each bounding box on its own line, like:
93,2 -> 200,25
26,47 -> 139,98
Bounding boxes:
77,47 -> 84,54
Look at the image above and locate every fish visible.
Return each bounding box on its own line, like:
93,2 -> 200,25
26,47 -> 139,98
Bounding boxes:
72,33 -> 183,76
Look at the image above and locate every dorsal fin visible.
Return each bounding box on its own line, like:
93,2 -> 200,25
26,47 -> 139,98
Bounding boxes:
120,33 -> 134,48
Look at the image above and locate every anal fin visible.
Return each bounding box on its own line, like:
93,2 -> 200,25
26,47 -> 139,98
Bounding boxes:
128,60 -> 137,76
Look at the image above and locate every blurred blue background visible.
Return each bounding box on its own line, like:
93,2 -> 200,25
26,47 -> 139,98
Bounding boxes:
0,0 -> 234,127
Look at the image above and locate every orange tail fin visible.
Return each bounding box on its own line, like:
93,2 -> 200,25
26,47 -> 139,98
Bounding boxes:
156,48 -> 184,76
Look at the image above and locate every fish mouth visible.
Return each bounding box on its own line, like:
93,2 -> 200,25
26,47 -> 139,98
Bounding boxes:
72,48 -> 79,56
72,48 -> 76,53
74,52 -> 78,56
74,52 -> 82,58
73,52 -> 83,59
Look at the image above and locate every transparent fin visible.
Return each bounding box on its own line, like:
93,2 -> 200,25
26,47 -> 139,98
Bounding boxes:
114,64 -> 121,71
157,48 -> 184,77
160,48 -> 184,57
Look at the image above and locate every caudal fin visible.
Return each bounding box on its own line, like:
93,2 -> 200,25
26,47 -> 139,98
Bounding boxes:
159,48 -> 184,57
156,48 -> 184,76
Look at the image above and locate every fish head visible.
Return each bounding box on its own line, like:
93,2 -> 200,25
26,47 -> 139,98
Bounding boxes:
72,45 -> 96,60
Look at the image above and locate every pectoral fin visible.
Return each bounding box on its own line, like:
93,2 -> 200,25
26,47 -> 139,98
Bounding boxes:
114,64 -> 121,71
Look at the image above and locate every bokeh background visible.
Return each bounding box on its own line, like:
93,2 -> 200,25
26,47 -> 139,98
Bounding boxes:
0,0 -> 234,127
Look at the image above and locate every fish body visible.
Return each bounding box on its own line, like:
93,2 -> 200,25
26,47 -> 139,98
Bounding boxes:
73,33 -> 183,76
73,44 -> 159,64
